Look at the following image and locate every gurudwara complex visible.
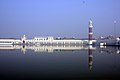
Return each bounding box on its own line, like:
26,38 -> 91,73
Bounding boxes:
0,19 -> 96,45
0,19 -> 120,46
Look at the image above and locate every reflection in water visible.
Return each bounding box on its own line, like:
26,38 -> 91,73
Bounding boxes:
0,45 -> 119,54
0,45 -> 120,79
99,46 -> 120,54
88,45 -> 93,71
1,45 -> 120,71
0,45 -> 96,53
21,45 -> 26,54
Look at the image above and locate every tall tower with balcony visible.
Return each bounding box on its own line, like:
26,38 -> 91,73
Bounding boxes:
89,19 -> 93,45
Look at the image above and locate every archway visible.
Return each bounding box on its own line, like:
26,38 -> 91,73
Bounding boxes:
23,40 -> 25,44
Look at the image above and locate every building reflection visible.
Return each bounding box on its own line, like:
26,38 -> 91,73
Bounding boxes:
0,44 -> 120,72
88,45 -> 93,71
0,45 -> 96,53
99,46 -> 120,54
21,45 -> 26,54
0,44 -> 119,55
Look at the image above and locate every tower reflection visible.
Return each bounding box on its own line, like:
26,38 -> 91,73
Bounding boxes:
88,45 -> 93,71
0,45 -> 97,54
21,45 -> 26,54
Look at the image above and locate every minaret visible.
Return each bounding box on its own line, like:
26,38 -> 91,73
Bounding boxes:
21,35 -> 27,44
89,18 -> 93,45
114,20 -> 116,39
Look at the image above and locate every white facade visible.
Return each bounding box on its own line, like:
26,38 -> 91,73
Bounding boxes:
0,36 -> 96,45
0,39 -> 14,45
27,36 -> 90,45
0,39 -> 21,45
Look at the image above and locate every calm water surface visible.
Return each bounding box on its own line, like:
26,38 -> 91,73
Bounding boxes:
0,45 -> 120,80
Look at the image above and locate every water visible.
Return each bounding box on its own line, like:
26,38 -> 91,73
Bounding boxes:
0,45 -> 120,80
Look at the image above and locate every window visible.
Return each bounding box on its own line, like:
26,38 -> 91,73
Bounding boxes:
0,41 -> 12,43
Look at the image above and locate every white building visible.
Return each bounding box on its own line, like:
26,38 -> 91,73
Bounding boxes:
0,35 -> 96,45
26,36 -> 96,45
0,38 -> 21,45
0,19 -> 97,45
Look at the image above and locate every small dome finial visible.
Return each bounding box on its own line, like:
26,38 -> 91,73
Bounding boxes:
89,18 -> 92,26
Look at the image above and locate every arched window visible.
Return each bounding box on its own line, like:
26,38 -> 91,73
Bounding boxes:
23,40 -> 25,43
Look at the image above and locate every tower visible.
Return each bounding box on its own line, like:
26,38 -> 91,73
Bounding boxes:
89,18 -> 93,45
21,35 -> 27,44
114,20 -> 116,39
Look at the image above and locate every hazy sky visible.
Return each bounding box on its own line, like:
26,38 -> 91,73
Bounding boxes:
0,0 -> 120,38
